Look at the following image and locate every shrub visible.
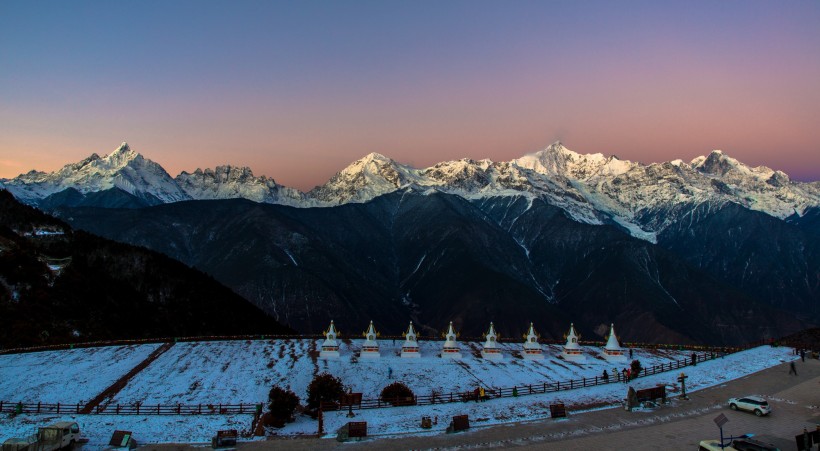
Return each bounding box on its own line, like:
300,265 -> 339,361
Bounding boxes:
380,382 -> 415,406
306,373 -> 345,411
268,386 -> 299,427
630,359 -> 642,379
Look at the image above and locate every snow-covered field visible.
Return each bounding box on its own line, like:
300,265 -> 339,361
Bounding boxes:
0,341 -> 794,447
0,344 -> 161,403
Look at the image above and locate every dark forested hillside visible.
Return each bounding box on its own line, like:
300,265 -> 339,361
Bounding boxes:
55,191 -> 814,345
0,190 -> 292,348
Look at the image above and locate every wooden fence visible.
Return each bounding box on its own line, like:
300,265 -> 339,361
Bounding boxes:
1,345 -> 765,416
0,400 -> 263,415
323,350 -> 725,411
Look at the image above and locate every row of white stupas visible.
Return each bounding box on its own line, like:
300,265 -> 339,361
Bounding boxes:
319,320 -> 628,362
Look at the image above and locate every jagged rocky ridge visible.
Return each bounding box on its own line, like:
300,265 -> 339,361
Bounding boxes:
3,142 -> 819,345
3,142 -> 819,242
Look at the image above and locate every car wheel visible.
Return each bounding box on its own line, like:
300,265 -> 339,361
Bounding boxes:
754,409 -> 762,417
730,403 -> 737,410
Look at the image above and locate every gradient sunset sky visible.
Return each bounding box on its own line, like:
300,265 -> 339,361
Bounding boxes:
2,1 -> 819,190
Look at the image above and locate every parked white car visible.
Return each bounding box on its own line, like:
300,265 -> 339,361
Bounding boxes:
728,395 -> 771,416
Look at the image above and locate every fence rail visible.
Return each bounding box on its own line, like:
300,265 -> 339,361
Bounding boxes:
322,350 -> 727,411
0,401 -> 262,416
1,342 -> 769,416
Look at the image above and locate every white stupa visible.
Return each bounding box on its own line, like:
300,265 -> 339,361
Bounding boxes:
601,323 -> 627,362
441,322 -> 462,359
481,322 -> 503,360
359,320 -> 380,359
561,323 -> 586,361
521,322 -> 544,360
319,320 -> 340,359
401,321 -> 421,358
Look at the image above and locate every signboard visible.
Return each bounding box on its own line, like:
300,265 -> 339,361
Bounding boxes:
109,430 -> 133,447
452,415 -> 470,432
795,430 -> 819,450
347,422 -> 367,438
549,403 -> 567,419
713,413 -> 728,428
214,429 -> 237,447
340,393 -> 363,407
636,386 -> 666,403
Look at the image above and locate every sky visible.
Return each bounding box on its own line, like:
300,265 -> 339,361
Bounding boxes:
1,1 -> 819,190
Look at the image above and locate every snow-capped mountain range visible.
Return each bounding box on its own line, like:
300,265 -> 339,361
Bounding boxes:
3,141 -> 819,242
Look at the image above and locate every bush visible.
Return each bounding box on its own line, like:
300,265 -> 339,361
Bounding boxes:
380,382 -> 415,406
306,373 -> 345,411
268,386 -> 299,427
630,359 -> 642,379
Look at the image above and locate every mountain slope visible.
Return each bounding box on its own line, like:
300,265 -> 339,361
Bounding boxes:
5,142 -> 818,244
3,143 -> 190,207
56,192 -> 809,344
0,190 -> 292,347
175,165 -> 305,206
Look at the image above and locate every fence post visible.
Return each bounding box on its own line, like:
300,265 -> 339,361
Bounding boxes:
77,403 -> 80,414
117,404 -> 120,415
56,402 -> 60,414
570,380 -> 573,390
595,376 -> 598,385
37,402 -> 41,413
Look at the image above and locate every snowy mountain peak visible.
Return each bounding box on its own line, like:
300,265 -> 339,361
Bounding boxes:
2,142 -> 188,205
175,165 -> 305,205
309,152 -> 421,204
101,142 -> 144,169
3,141 -> 820,241
514,142 -> 634,180
115,141 -> 131,153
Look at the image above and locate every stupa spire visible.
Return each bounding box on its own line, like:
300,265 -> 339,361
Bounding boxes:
561,322 -> 585,361
401,321 -> 420,358
601,323 -> 627,362
319,320 -> 340,359
481,322 -> 503,360
441,321 -> 462,359
521,322 -> 544,360
360,320 -> 380,358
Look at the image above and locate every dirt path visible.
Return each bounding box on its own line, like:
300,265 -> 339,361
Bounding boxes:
80,342 -> 174,414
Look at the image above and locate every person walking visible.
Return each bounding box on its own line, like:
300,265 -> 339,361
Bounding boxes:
801,349 -> 806,362
789,361 -> 798,376
602,370 -> 609,383
629,348 -> 633,359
